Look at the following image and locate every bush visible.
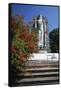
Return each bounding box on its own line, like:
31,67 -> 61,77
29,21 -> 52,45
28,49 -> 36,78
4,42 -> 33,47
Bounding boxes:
10,15 -> 38,70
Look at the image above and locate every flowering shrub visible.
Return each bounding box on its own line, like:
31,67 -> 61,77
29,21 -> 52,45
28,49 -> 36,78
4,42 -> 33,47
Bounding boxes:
10,15 -> 38,69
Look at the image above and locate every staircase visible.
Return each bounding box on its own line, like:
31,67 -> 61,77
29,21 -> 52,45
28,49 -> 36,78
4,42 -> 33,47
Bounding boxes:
15,60 -> 59,86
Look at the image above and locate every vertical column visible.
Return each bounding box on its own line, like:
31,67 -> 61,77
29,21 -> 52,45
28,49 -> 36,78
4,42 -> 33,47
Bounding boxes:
44,21 -> 49,51
44,21 -> 47,48
38,30 -> 42,48
40,21 -> 44,48
34,17 -> 37,29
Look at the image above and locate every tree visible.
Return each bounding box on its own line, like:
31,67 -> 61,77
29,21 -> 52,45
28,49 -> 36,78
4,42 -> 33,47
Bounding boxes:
10,15 -> 38,70
49,28 -> 59,53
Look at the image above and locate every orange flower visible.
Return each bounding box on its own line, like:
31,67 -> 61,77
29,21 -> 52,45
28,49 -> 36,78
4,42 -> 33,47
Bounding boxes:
18,52 -> 27,63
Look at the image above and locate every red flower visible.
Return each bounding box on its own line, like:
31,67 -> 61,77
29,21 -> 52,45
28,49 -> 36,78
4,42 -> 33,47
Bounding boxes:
12,45 -> 17,53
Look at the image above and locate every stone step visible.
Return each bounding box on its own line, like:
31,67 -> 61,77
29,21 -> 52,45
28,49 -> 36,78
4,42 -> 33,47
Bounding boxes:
16,80 -> 59,86
17,67 -> 59,74
14,60 -> 59,86
13,59 -> 59,86
25,60 -> 59,67
15,65 -> 59,86
21,67 -> 59,72
17,74 -> 58,79
25,65 -> 58,68
18,71 -> 59,77
16,76 -> 59,83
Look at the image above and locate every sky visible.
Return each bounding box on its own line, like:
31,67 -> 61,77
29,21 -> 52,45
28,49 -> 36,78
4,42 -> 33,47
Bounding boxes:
11,4 -> 59,32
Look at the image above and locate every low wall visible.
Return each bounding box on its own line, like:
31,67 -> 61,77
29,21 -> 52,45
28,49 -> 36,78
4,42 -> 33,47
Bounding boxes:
28,53 -> 59,61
